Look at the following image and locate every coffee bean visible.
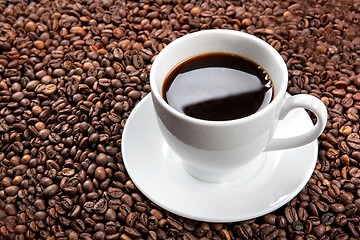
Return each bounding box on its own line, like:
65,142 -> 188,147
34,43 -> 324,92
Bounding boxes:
94,166 -> 107,181
0,0 -> 358,239
125,212 -> 137,227
4,204 -> 17,216
69,205 -> 81,218
292,220 -> 304,231
128,90 -> 141,100
94,198 -> 108,214
83,201 -> 95,213
4,186 -> 19,196
321,213 -> 335,225
105,208 -> 116,221
82,180 -> 94,193
96,153 -> 109,166
235,223 -> 252,239
94,223 -> 105,232
108,187 -> 123,199
69,231 -> 79,240
99,78 -> 111,87
12,141 -> 24,153
93,231 -> 106,240
123,227 -> 141,238
43,184 -> 59,197
167,216 -> 183,231
345,203 -> 357,216
335,214 -> 348,227
313,224 -> 326,237
314,200 -> 329,212
285,206 -> 298,223
11,92 -> 25,101
264,214 -> 277,225
34,199 -> 46,211
274,216 -> 287,229
73,219 -> 85,233
339,191 -> 354,205
260,225 -> 278,239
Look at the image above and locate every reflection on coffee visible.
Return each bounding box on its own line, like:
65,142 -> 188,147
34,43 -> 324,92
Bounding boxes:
162,52 -> 274,121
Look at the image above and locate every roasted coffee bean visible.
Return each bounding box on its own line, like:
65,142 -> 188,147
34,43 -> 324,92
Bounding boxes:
96,153 -> 109,166
285,206 -> 298,223
260,225 -> 278,239
264,214 -> 277,225
104,221 -> 117,235
4,186 -> 19,196
42,184 -> 59,197
321,213 -> 335,225
69,205 -> 81,218
292,220 -> 304,231
73,219 -> 86,233
94,198 -> 108,214
123,227 -> 141,238
347,221 -> 359,237
304,219 -> 313,234
0,0 -> 359,239
34,199 -> 46,211
94,167 -> 107,181
315,201 -> 329,212
339,191 -> 354,205
345,203 -> 357,216
297,207 -> 309,221
235,223 -> 252,239
83,201 -> 95,213
167,216 -> 183,231
108,187 -> 123,199
275,216 -> 287,229
105,208 -> 117,221
91,231 -> 105,240
335,214 -> 348,227
313,224 -> 326,237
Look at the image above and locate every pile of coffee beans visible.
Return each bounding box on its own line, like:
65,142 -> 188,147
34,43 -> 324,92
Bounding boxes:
0,0 -> 359,239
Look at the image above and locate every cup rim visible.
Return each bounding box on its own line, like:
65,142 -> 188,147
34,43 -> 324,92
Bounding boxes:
150,29 -> 288,126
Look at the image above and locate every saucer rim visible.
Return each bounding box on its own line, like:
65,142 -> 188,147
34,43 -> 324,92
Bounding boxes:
122,93 -> 318,222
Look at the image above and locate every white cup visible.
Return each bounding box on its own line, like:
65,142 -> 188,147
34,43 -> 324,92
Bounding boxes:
150,29 -> 327,183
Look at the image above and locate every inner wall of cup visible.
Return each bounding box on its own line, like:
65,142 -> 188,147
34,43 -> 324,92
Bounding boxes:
152,30 -> 287,100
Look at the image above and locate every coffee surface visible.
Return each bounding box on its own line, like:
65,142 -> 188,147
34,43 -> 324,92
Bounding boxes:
162,53 -> 273,121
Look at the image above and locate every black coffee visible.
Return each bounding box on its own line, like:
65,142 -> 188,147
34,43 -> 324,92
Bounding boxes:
162,53 -> 274,121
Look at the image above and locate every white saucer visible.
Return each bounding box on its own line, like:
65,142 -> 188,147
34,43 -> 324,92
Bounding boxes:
122,94 -> 318,223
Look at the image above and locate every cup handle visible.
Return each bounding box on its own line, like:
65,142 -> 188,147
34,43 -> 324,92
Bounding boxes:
265,94 -> 328,151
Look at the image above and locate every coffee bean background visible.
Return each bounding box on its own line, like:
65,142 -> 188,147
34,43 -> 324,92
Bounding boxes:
0,0 -> 359,239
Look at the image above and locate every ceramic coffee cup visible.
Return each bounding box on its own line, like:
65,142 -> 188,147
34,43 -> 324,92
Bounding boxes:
150,29 -> 327,183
